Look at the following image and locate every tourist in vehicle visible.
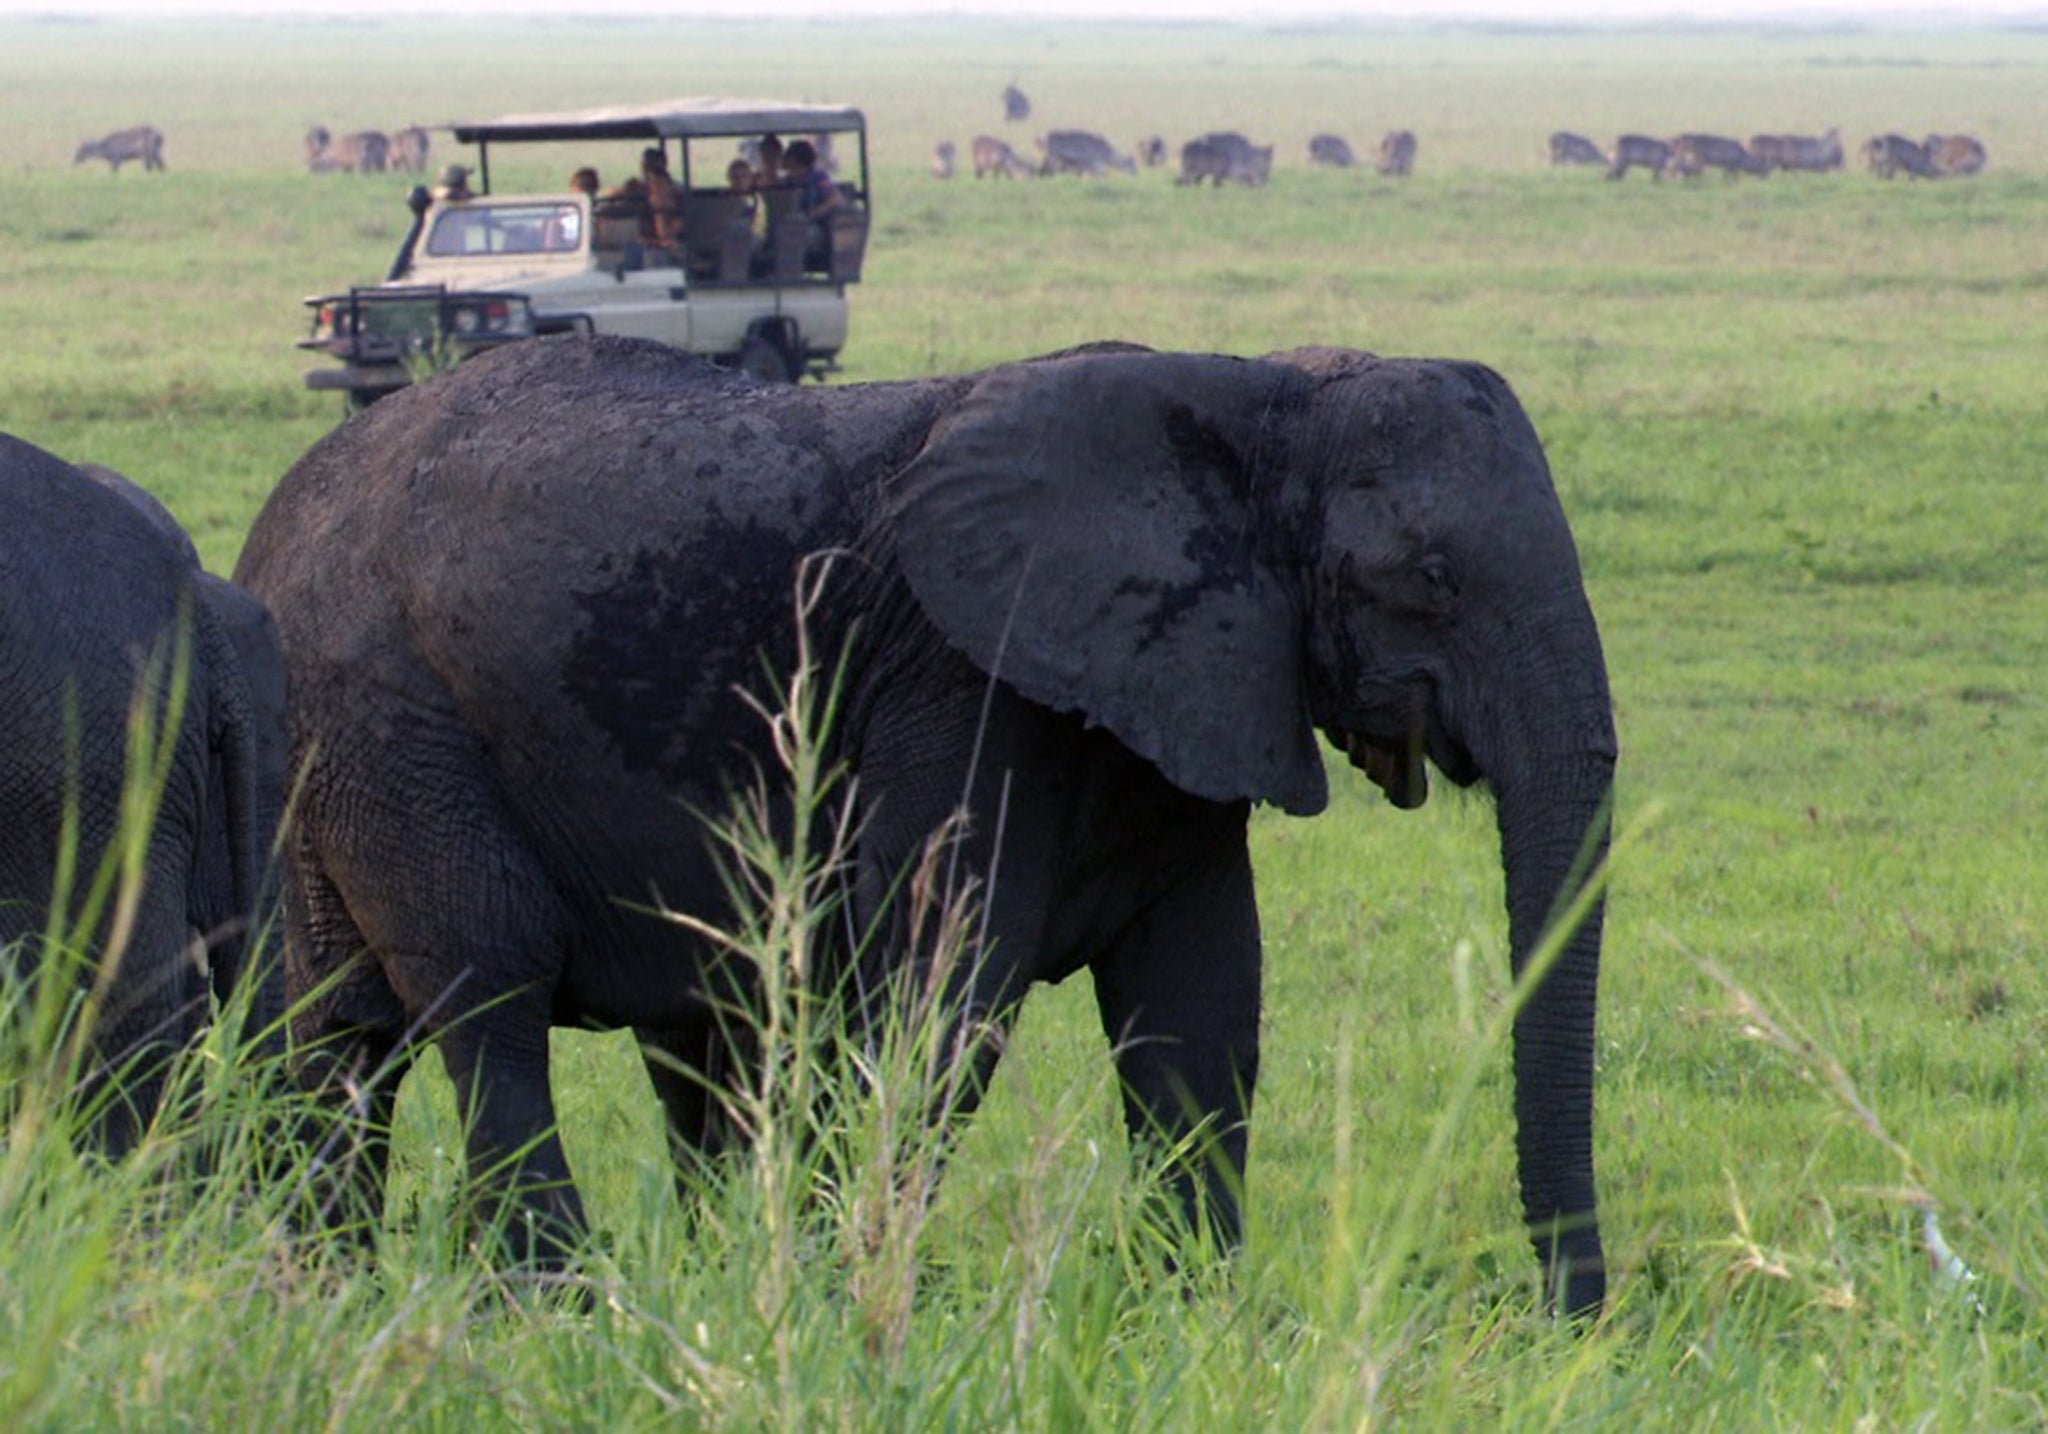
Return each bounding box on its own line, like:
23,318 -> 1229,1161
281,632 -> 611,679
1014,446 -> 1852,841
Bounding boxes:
640,146 -> 684,252
782,139 -> 841,267
569,167 -> 600,198
727,156 -> 761,211
754,133 -> 784,187
724,156 -> 767,254
432,163 -> 474,203
597,175 -> 647,217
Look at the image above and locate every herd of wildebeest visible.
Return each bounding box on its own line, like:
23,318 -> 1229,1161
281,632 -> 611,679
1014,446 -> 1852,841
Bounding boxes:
1551,125 -> 1988,180
933,85 -> 1414,185
920,81 -> 1989,188
72,96 -> 1987,190
63,121 -> 435,176
933,124 -> 1415,186
301,122 -> 434,175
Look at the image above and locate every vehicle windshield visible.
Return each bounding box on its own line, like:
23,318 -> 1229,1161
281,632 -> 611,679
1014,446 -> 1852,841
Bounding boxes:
426,202 -> 583,257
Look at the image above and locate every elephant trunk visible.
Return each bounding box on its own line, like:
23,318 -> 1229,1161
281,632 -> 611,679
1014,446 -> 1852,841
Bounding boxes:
1487,617 -> 1615,1319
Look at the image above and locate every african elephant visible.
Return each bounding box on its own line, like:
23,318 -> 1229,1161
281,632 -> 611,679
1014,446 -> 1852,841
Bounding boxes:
235,335 -> 1616,1316
1,434 -> 287,1153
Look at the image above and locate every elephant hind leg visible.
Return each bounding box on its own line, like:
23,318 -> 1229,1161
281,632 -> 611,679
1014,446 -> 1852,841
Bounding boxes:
74,875 -> 209,1159
638,1013 -> 756,1197
297,727 -> 588,1265
434,990 -> 586,1266
283,838 -> 415,1249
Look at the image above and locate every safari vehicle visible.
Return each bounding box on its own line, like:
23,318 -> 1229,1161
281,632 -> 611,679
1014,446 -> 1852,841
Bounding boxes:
298,98 -> 870,408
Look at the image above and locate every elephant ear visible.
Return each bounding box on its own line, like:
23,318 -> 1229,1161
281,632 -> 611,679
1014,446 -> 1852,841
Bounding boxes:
887,349 -> 1329,815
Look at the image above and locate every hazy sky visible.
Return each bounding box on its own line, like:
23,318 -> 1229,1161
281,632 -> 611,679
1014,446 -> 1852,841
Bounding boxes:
2,0 -> 2042,17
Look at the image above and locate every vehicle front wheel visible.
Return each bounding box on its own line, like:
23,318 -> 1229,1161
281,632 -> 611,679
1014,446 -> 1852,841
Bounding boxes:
737,333 -> 795,384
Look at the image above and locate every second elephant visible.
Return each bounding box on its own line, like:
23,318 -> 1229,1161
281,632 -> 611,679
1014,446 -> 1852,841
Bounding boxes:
1,434 -> 287,1152
236,335 -> 1617,1316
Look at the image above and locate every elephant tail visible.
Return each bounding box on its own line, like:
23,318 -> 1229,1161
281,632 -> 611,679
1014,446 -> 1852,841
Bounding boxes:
194,575 -> 289,1057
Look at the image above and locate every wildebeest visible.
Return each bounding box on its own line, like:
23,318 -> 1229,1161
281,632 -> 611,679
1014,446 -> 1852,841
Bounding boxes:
931,139 -> 957,179
1038,129 -> 1137,177
1924,133 -> 1987,176
971,134 -> 1035,180
73,125 -> 166,173
1749,128 -> 1843,173
1178,131 -> 1274,188
1136,134 -> 1168,168
1548,131 -> 1607,167
1308,133 -> 1358,168
1002,83 -> 1030,123
1606,134 -> 1673,180
1377,130 -> 1418,177
1863,133 -> 1937,180
388,125 -> 431,173
1667,133 -> 1766,178
306,125 -> 390,174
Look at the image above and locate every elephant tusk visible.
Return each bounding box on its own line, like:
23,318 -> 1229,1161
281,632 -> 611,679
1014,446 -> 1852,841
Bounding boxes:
1344,730 -> 1430,810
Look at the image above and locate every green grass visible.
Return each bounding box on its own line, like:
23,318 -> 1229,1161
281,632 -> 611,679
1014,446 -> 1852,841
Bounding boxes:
2,13 -> 2046,1426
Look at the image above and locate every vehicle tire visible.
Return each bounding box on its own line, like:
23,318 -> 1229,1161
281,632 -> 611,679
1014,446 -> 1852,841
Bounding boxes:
343,385 -> 404,417
737,333 -> 795,384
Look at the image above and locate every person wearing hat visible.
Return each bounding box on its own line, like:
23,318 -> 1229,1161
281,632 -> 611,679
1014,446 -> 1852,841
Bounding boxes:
432,163 -> 474,202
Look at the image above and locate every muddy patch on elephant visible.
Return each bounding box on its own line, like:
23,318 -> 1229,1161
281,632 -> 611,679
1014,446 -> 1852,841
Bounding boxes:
562,523 -> 808,783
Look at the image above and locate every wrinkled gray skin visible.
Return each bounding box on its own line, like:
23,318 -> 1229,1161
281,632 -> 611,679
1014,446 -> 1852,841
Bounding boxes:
236,335 -> 1616,1316
1,435 -> 286,1152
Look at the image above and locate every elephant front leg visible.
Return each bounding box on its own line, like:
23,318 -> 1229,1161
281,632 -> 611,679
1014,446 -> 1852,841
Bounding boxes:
1089,836 -> 1262,1254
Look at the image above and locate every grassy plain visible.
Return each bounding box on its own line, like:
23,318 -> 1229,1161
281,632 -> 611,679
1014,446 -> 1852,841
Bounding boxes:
1,12 -> 2045,1427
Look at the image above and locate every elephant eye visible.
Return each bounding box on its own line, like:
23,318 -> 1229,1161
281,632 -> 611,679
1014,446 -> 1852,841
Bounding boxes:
1415,553 -> 1460,606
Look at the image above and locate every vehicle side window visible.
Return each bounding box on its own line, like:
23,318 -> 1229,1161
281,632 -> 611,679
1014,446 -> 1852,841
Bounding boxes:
426,204 -> 583,257
426,210 -> 482,257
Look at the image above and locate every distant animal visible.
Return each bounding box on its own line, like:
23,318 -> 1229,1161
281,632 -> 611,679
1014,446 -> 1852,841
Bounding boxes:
1548,131 -> 1607,167
1136,134 -> 1168,168
305,125 -> 389,174
388,125 -> 431,173
1038,129 -> 1137,177
1863,133 -> 1937,180
73,125 -> 166,173
1923,133 -> 1987,177
1002,83 -> 1031,123
1667,133 -> 1766,178
1606,134 -> 1673,180
971,134 -> 1035,180
1178,131 -> 1273,188
1748,128 -> 1843,173
931,139 -> 957,179
1377,130 -> 1418,177
1308,133 -> 1358,168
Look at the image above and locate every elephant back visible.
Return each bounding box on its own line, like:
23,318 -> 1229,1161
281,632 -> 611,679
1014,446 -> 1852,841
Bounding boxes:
2,434 -> 197,643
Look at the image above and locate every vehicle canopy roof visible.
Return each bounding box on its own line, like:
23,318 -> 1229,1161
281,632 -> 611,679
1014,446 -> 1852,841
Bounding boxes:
450,97 -> 866,145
